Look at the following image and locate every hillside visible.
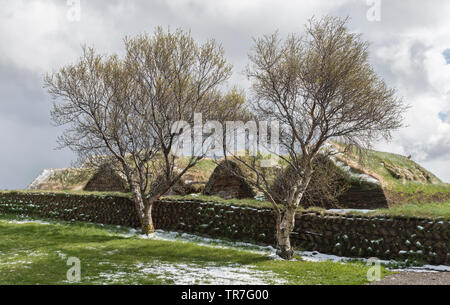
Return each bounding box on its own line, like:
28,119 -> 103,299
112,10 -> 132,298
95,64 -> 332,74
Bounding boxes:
28,168 -> 95,191
329,142 -> 450,205
27,159 -> 217,194
27,145 -> 450,207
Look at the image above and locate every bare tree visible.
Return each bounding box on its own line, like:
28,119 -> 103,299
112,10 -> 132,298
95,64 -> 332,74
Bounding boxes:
224,16 -> 406,260
46,27 -> 244,234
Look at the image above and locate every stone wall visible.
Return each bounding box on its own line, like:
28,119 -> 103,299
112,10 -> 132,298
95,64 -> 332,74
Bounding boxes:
292,212 -> 449,265
0,192 -> 448,265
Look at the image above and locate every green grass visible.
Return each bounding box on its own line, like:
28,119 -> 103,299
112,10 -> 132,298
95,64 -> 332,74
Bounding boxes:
338,144 -> 450,194
0,214 -> 383,285
163,194 -> 275,209
0,190 -> 274,209
388,182 -> 450,195
0,189 -> 132,198
163,195 -> 450,219
186,158 -> 217,174
0,189 -> 275,210
366,202 -> 450,219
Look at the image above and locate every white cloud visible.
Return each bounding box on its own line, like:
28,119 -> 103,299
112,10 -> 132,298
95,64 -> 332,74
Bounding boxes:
1,0 -> 450,187
0,1 -> 68,71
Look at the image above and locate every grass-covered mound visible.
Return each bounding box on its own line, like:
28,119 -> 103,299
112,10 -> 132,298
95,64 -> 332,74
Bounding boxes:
203,160 -> 257,199
28,168 -> 95,191
27,159 -> 217,194
26,143 -> 450,207
330,142 -> 450,205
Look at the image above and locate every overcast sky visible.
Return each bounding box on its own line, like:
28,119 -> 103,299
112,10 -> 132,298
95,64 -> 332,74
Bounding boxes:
1,0 -> 450,189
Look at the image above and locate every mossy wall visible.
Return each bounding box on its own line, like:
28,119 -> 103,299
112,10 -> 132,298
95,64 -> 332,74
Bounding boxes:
292,212 -> 449,265
0,192 -> 448,265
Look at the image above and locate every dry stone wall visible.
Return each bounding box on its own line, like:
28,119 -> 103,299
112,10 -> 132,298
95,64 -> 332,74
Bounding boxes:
0,192 -> 448,265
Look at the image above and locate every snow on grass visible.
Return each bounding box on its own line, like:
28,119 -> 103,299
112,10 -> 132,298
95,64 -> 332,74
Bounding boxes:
105,249 -> 120,255
323,142 -> 381,185
0,250 -> 48,267
299,250 -> 390,264
391,265 -> 450,273
118,228 -> 278,257
298,251 -> 450,273
95,261 -> 287,285
327,209 -> 374,214
3,215 -> 448,275
4,219 -> 51,225
117,227 -> 450,274
56,251 -> 67,260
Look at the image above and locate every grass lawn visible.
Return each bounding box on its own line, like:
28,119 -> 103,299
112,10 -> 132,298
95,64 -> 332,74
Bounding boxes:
366,201 -> 450,219
164,194 -> 275,209
166,195 -> 450,220
0,214 -> 384,285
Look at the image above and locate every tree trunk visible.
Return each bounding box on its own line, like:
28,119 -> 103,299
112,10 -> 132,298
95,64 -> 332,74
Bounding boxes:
142,200 -> 155,235
275,171 -> 312,260
130,183 -> 145,227
275,205 -> 297,260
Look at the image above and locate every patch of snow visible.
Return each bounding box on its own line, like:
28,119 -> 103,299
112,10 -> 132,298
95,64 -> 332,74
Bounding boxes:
119,228 -> 278,256
298,251 -> 450,273
27,169 -> 54,190
97,271 -> 129,282
394,265 -> 450,273
4,220 -> 51,225
321,143 -> 381,185
0,260 -> 31,266
56,251 -> 67,260
331,157 -> 380,185
105,249 -> 120,255
110,226 -> 450,273
327,209 -> 374,214
97,261 -> 287,285
298,251 -> 369,263
390,269 -> 439,273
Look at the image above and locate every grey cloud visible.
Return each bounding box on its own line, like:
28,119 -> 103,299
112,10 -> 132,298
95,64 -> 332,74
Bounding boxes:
0,62 -> 76,189
0,63 -> 50,127
1,0 -> 450,188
